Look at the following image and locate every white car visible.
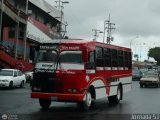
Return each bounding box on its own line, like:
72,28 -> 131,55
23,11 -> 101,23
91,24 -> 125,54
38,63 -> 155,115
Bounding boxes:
139,70 -> 160,88
0,69 -> 26,88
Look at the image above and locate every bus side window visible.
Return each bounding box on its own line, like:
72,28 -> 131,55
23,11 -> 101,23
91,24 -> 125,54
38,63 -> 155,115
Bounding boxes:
111,49 -> 118,67
104,48 -> 111,67
118,50 -> 124,68
124,51 -> 131,69
89,51 -> 95,63
86,51 -> 95,69
96,47 -> 103,67
124,52 -> 128,68
128,52 -> 132,69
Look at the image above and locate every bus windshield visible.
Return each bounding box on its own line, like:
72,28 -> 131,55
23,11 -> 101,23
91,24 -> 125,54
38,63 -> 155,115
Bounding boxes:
37,50 -> 57,62
59,51 -> 84,70
60,51 -> 83,63
36,50 -> 84,70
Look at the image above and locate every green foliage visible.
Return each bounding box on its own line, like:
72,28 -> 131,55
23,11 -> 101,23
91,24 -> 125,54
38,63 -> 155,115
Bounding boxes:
134,54 -> 139,61
148,47 -> 160,65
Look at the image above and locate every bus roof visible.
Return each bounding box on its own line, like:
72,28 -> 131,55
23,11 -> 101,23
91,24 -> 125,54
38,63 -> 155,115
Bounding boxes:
40,39 -> 131,52
41,39 -> 93,44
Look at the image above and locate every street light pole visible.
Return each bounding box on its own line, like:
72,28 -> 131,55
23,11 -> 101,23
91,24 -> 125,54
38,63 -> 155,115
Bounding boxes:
130,36 -> 139,49
135,43 -> 142,61
130,36 -> 139,61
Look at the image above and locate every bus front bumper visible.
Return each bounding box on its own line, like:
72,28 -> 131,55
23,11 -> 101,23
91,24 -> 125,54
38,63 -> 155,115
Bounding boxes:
31,92 -> 85,102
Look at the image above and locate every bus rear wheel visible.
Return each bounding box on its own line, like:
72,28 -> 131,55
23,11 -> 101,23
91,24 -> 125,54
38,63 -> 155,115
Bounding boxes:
108,85 -> 122,104
39,99 -> 51,110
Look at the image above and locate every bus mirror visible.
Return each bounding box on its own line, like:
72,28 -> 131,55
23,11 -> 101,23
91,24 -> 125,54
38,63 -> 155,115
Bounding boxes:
30,46 -> 35,62
86,62 -> 95,69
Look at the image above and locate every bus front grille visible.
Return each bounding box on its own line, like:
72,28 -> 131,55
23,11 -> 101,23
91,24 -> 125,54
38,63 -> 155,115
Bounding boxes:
33,72 -> 63,93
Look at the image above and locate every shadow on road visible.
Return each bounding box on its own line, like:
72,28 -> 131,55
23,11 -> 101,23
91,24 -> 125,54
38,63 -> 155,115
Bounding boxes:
19,99 -> 129,120
0,87 -> 23,90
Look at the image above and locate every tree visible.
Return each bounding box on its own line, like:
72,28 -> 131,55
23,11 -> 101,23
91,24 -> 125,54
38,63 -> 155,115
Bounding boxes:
134,54 -> 139,61
148,47 -> 160,65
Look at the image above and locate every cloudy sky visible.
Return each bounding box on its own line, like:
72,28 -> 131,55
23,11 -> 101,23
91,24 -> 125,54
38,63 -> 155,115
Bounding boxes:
46,0 -> 160,61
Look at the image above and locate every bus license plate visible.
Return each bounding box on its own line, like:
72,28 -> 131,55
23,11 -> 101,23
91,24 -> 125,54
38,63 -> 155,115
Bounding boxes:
51,97 -> 58,101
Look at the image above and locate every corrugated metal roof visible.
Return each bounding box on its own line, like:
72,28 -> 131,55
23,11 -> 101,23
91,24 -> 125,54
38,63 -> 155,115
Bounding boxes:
29,0 -> 61,22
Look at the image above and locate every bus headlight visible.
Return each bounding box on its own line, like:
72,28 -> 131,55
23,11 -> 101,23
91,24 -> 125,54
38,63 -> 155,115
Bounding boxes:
33,87 -> 41,92
68,89 -> 77,93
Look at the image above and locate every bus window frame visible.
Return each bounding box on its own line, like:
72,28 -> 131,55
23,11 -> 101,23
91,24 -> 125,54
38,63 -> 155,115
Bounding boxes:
96,47 -> 104,67
111,49 -> 118,68
86,51 -> 96,69
104,48 -> 111,67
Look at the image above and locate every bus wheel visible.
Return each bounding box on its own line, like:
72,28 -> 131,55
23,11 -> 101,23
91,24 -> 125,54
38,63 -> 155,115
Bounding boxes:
108,85 -> 122,104
39,99 -> 51,110
78,90 -> 92,110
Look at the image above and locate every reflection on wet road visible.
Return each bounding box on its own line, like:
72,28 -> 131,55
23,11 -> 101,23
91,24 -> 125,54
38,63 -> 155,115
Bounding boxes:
1,81 -> 160,120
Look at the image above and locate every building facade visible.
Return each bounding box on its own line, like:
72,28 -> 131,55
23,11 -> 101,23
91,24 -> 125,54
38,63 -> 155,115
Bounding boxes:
0,0 -> 63,71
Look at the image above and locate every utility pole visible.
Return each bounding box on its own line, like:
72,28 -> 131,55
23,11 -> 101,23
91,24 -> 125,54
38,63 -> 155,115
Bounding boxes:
14,9 -> 20,60
92,29 -> 103,41
130,36 -> 139,49
103,14 -> 115,44
23,0 -> 28,61
0,0 -> 4,45
55,0 -> 69,38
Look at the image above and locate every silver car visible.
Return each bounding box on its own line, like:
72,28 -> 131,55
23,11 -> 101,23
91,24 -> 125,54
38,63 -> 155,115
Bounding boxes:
139,70 -> 160,88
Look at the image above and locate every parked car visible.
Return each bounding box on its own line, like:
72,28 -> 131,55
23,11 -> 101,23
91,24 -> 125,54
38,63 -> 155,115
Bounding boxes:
139,70 -> 160,88
0,69 -> 26,88
132,69 -> 143,80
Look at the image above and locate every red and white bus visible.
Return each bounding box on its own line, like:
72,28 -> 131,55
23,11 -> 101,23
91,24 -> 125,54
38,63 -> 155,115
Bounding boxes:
31,39 -> 132,110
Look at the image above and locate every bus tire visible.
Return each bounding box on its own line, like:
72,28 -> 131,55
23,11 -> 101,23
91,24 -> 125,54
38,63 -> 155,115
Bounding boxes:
108,84 -> 122,104
78,90 -> 93,110
39,99 -> 51,110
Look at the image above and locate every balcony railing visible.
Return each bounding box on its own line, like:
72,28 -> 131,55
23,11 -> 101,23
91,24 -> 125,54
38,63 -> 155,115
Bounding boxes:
3,0 -> 27,20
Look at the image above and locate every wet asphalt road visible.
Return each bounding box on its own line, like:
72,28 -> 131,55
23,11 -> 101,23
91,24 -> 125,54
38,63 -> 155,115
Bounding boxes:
0,81 -> 160,120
